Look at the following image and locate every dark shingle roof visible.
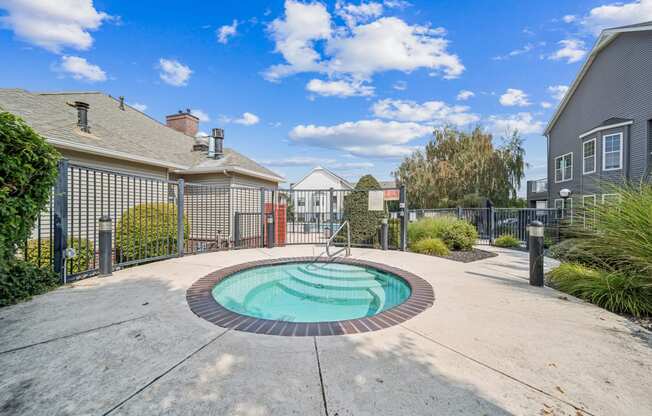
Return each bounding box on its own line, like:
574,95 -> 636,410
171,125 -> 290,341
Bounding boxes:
0,89 -> 283,181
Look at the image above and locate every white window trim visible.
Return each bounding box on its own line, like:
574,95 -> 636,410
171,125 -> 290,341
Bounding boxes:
582,138 -> 596,174
579,120 -> 633,139
583,195 -> 596,228
602,193 -> 620,204
554,152 -> 573,183
602,132 -> 623,171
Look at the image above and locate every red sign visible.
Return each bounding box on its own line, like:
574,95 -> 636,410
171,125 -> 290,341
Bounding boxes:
383,189 -> 400,201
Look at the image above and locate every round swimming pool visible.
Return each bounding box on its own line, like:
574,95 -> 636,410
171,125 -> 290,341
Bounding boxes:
212,262 -> 411,322
187,257 -> 434,336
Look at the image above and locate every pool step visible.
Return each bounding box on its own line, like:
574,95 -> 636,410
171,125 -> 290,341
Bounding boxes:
286,271 -> 388,292
297,265 -> 380,282
276,280 -> 379,307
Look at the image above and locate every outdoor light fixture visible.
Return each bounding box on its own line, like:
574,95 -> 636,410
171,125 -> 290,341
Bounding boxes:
559,188 -> 572,199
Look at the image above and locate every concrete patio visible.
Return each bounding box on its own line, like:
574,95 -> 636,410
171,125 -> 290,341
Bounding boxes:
1,245 -> 651,416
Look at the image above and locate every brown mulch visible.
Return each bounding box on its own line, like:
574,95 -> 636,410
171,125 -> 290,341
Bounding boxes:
412,248 -> 498,263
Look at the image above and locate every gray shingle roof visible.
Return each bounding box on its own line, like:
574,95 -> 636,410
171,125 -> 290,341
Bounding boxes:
0,88 -> 283,181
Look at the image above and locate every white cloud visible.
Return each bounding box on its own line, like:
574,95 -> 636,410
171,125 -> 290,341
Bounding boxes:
158,58 -> 192,86
562,14 -> 577,23
0,0 -> 110,52
222,112 -> 260,125
262,156 -> 374,170
492,43 -> 535,60
372,98 -> 479,126
392,80 -> 407,90
580,0 -> 652,35
549,39 -> 587,64
264,1 -> 332,81
217,20 -> 238,44
499,88 -> 531,107
486,112 -> 544,135
58,55 -> 106,82
383,0 -> 411,9
265,2 -> 464,83
456,89 -> 474,101
289,119 -> 431,157
548,84 -> 569,101
326,17 -> 464,80
540,101 -> 552,109
130,102 -> 147,112
306,78 -> 374,97
335,1 -> 384,27
190,109 -> 210,122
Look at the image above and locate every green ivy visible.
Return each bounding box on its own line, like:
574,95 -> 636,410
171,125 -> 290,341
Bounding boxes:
343,175 -> 386,246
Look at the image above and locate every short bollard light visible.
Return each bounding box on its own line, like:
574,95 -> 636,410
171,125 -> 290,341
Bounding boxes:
98,215 -> 112,277
381,218 -> 389,251
266,214 -> 275,248
527,220 -> 545,287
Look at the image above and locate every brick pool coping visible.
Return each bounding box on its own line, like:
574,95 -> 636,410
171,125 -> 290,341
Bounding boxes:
186,256 -> 435,336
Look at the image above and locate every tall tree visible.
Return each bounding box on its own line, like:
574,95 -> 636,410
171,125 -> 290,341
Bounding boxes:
393,127 -> 527,208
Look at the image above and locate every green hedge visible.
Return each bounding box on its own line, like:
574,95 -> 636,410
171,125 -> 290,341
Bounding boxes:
408,216 -> 477,251
25,238 -> 95,274
493,235 -> 520,248
343,175 -> 386,246
412,238 -> 450,256
0,259 -> 59,306
115,203 -> 188,262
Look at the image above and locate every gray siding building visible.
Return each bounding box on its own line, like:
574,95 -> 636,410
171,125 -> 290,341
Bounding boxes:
527,22 -> 652,209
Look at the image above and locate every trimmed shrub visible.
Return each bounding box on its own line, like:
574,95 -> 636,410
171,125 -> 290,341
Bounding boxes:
407,216 -> 457,245
408,216 -> 477,251
0,112 -> 60,258
25,238 -> 95,274
493,235 -> 520,248
549,263 -> 652,317
439,220 -> 478,251
411,238 -> 450,256
1,258 -> 59,306
343,175 -> 386,245
115,203 -> 189,262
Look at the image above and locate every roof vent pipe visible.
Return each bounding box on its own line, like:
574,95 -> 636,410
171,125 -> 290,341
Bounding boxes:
74,101 -> 90,133
211,128 -> 224,159
118,96 -> 125,111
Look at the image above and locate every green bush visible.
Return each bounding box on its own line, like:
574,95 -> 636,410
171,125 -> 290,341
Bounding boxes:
408,216 -> 477,251
0,112 -> 59,258
407,216 -> 457,245
0,258 -> 59,306
439,219 -> 478,251
548,239 -> 600,267
343,175 -> 386,245
25,238 -> 95,274
411,238 -> 450,256
568,182 -> 652,275
115,203 -> 188,262
493,235 -> 520,248
549,263 -> 652,317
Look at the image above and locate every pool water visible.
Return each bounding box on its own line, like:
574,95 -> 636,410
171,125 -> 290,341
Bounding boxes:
212,262 -> 411,323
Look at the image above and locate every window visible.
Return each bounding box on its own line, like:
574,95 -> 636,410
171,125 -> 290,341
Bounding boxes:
314,199 -> 320,207
583,139 -> 596,174
331,195 -> 337,205
602,133 -> 623,171
555,153 -> 573,182
554,198 -> 572,219
582,195 -> 596,228
535,200 -> 548,209
298,197 -> 305,207
602,193 -> 620,205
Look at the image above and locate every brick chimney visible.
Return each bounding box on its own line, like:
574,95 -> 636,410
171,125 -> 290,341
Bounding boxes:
165,109 -> 199,137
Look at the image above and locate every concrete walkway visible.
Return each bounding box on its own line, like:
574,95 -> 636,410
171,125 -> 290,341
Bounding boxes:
1,246 -> 650,416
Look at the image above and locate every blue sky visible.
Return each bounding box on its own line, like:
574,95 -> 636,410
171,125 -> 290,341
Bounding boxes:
1,0 -> 651,192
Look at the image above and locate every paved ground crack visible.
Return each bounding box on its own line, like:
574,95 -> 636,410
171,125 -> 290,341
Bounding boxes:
102,328 -> 232,415
0,315 -> 150,355
313,336 -> 329,416
400,325 -> 596,416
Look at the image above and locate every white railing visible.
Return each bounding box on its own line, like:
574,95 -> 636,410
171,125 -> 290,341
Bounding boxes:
325,221 -> 351,257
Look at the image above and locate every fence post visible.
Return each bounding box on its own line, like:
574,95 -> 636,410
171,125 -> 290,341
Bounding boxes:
329,188 -> 335,237
399,185 -> 407,251
381,218 -> 388,251
457,206 -> 462,219
177,179 -> 184,257
234,212 -> 240,247
260,188 -> 266,248
270,190 -> 276,247
53,159 -> 68,282
266,214 -> 275,248
489,206 -> 496,245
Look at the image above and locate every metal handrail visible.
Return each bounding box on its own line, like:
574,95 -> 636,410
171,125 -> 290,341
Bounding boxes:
325,221 -> 351,257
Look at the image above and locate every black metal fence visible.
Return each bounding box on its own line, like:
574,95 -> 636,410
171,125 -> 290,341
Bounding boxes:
409,207 -> 571,246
